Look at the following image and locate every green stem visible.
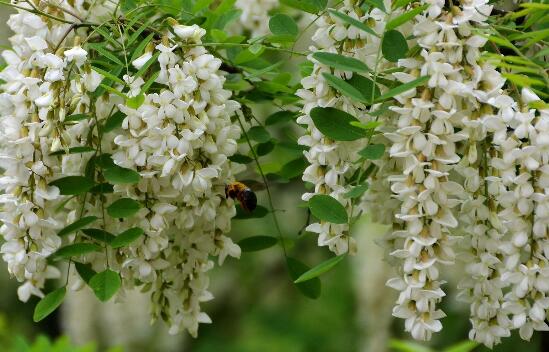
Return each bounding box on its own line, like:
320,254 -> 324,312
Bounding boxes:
235,113 -> 288,258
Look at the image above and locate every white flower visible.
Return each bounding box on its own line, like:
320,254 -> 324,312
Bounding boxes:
64,46 -> 88,66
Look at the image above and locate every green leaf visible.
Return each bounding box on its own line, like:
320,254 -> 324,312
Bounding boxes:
50,176 -> 94,195
308,194 -> 348,224
248,126 -> 271,143
64,114 -> 90,122
265,111 -> 297,125
294,254 -> 346,283
126,94 -> 145,109
90,183 -> 114,194
280,0 -> 327,14
88,43 -> 124,66
107,198 -> 141,218
103,111 -> 126,133
359,144 -> 385,159
234,47 -> 265,65
309,107 -> 366,141
386,4 -> 428,31
82,228 -> 116,243
344,184 -> 369,199
238,236 -> 278,252
389,339 -> 433,352
234,204 -> 269,219
269,14 -> 298,37
348,74 -> 380,104
91,66 -> 126,86
286,257 -> 321,299
59,216 -> 99,237
111,227 -> 145,248
328,9 -> 377,37
128,21 -> 154,48
229,154 -> 254,164
51,243 -> 101,260
322,73 -> 368,103
33,287 -> 66,322
375,76 -> 429,102
103,166 -> 140,184
502,73 -> 545,88
278,158 -> 307,180
382,30 -> 408,62
100,84 -> 128,99
393,0 -> 413,9
89,269 -> 121,302
255,140 -> 276,156
95,26 -> 122,48
312,52 -> 370,73
74,262 -> 96,284
129,33 -> 154,61
444,341 -> 479,352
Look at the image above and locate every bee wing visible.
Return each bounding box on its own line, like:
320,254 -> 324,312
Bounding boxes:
240,179 -> 266,192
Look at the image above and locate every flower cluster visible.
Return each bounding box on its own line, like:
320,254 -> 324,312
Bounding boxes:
111,27 -> 242,336
297,0 -> 394,255
0,2 -> 242,337
383,0 -> 503,341
0,0 -> 109,303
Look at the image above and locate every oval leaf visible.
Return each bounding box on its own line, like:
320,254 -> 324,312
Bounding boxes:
33,287 -> 66,322
344,183 -> 369,199
322,73 -> 367,103
82,228 -> 116,243
49,176 -> 94,195
238,236 -> 278,252
312,52 -> 370,73
74,262 -> 96,284
375,76 -> 429,102
248,126 -> 271,143
382,30 -> 408,62
309,107 -> 366,141
103,166 -> 140,184
269,14 -> 298,37
280,0 -> 327,14
52,243 -> 101,260
107,198 -> 141,218
385,4 -> 429,31
59,216 -> 98,237
265,111 -> 297,125
294,254 -> 346,283
111,227 -> 145,248
308,194 -> 348,224
359,144 -> 385,159
89,269 -> 121,302
328,9 -> 377,37
286,257 -> 321,299
103,111 -> 126,133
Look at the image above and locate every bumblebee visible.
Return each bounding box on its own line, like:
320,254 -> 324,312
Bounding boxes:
225,182 -> 257,212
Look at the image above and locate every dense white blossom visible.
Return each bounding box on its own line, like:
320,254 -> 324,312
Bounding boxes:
0,3 -> 242,337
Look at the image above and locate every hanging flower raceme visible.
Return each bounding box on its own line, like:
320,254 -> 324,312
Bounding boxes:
383,0 -> 503,341
0,1 -> 242,336
110,24 -> 242,336
297,0 -> 394,255
0,0 -> 104,303
490,89 -> 549,342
